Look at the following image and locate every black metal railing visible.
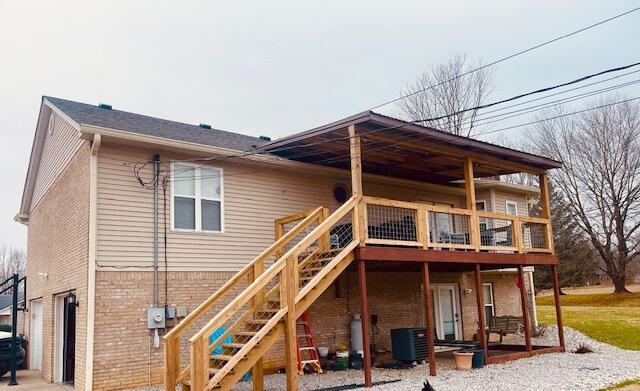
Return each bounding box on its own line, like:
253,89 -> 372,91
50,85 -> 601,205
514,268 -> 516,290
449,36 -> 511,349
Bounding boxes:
0,274 -> 26,386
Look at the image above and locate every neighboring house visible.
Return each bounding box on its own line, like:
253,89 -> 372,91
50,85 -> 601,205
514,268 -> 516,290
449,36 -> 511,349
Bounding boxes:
0,293 -> 24,327
17,97 -> 563,391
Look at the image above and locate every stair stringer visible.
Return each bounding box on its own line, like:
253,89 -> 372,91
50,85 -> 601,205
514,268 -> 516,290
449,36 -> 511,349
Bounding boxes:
217,249 -> 356,391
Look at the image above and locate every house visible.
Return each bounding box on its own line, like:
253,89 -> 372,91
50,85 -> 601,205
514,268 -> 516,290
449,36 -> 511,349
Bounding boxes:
0,293 -> 24,326
17,96 -> 564,391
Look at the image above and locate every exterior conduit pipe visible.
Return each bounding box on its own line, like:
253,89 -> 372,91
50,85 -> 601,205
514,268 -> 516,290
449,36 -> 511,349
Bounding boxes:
153,154 -> 160,306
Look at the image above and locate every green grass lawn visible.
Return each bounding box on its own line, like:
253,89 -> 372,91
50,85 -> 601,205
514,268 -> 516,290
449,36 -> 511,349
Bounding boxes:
536,292 -> 640,351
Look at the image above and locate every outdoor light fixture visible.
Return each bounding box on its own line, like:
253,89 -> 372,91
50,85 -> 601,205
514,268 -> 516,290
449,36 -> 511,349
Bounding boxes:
464,288 -> 473,296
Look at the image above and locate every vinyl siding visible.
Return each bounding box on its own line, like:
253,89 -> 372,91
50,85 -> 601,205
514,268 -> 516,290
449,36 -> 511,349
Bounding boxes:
30,112 -> 83,211
492,189 -> 529,216
96,144 -> 531,272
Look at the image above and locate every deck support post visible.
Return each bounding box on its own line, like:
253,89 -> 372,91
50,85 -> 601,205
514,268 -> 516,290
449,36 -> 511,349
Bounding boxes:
349,124 -> 366,244
517,265 -> 532,353
474,263 -> 488,362
539,173 -> 555,254
358,259 -> 373,387
464,157 -> 480,251
284,259 -> 298,391
551,264 -> 565,350
422,262 -> 436,376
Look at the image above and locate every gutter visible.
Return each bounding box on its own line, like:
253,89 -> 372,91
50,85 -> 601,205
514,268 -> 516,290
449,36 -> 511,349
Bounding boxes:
85,133 -> 101,391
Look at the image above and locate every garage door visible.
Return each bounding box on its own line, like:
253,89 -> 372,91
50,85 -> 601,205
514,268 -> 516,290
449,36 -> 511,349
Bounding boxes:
30,300 -> 43,372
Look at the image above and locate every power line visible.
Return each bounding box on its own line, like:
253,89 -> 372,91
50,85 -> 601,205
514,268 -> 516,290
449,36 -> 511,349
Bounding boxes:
481,95 -> 640,136
166,95 -> 640,183
369,6 -> 640,110
163,61 -> 640,170
476,69 -> 640,116
441,78 -> 640,132
416,62 -> 640,124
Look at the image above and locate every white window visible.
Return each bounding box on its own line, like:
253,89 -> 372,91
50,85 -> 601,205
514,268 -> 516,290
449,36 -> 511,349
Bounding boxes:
482,283 -> 494,325
506,201 -> 518,216
171,163 -> 223,232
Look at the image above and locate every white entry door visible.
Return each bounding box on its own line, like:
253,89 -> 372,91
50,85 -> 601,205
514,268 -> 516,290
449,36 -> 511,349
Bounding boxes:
430,284 -> 462,341
30,299 -> 43,371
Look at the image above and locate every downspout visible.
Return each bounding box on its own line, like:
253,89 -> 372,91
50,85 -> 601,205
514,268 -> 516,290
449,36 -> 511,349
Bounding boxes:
85,133 -> 101,391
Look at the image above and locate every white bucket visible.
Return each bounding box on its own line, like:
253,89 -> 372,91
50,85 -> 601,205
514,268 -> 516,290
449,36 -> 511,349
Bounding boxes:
318,347 -> 329,357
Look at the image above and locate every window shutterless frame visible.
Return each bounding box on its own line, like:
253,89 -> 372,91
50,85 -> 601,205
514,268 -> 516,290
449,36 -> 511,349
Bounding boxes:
170,162 -> 225,233
505,200 -> 518,216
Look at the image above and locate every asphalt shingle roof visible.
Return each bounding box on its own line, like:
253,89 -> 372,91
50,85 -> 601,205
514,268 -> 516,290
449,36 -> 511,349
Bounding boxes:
45,96 -> 266,152
0,293 -> 24,311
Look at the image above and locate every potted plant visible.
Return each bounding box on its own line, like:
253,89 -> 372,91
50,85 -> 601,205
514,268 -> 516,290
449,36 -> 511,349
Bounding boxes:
452,349 -> 474,371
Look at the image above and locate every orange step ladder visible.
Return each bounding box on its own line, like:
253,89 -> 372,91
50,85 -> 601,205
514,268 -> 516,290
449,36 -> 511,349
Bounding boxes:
296,312 -> 323,374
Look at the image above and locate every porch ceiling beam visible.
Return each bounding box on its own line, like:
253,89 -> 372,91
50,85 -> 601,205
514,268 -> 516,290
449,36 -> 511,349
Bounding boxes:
364,134 -> 546,175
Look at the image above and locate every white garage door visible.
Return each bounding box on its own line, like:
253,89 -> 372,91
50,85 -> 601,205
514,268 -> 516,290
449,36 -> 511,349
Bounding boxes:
30,300 -> 43,372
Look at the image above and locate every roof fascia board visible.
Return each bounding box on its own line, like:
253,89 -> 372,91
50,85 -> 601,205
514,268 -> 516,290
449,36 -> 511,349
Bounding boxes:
17,99 -> 84,221
475,181 -> 540,195
368,113 -> 562,169
79,123 -> 466,196
260,111 -> 372,149
17,102 -> 50,220
43,97 -> 82,131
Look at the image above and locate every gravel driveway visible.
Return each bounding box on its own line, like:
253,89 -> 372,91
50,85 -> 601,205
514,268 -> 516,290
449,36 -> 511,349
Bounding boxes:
132,326 -> 640,391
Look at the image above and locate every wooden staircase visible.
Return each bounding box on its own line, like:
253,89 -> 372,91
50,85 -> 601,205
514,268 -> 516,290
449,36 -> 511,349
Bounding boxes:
164,197 -> 360,391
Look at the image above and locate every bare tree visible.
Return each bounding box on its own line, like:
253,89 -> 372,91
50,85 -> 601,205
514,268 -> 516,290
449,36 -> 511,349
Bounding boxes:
528,97 -> 640,293
0,246 -> 26,282
396,54 -> 495,137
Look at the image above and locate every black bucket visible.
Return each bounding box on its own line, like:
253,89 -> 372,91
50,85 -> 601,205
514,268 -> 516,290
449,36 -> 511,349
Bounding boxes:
472,350 -> 485,369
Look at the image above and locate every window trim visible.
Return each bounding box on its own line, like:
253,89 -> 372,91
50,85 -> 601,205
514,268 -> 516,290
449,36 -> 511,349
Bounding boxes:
170,162 -> 225,233
505,200 -> 518,216
482,282 -> 495,320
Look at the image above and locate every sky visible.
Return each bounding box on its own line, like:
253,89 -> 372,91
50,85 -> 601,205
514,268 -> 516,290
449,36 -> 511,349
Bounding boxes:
0,0 -> 639,251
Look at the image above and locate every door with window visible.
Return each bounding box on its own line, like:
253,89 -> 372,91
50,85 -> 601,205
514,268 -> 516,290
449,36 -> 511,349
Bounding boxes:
30,299 -> 43,372
429,284 -> 462,341
483,283 -> 495,325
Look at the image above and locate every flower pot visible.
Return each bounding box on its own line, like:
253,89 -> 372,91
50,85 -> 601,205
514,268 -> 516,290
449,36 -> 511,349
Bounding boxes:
453,350 -> 474,371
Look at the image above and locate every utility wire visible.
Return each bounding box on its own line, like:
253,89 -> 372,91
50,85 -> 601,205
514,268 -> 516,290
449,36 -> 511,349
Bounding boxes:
162,61 -> 640,173
169,75 -> 640,179
369,6 -> 640,110
416,62 -> 640,124
440,78 -> 640,132
166,95 -> 640,183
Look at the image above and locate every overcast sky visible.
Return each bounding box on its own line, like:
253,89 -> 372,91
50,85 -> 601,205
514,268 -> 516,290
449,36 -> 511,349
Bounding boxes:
0,1 -> 639,251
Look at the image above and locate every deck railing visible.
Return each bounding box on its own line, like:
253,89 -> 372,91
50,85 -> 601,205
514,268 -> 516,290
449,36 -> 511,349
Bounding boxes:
361,196 -> 553,254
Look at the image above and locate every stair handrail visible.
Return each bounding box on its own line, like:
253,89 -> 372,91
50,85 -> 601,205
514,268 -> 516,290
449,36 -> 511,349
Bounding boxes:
189,196 -> 356,343
188,196 -> 358,390
164,206 -> 324,390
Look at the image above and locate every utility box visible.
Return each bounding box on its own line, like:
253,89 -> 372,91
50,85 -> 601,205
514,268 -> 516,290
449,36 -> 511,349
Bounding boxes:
148,306 -> 166,329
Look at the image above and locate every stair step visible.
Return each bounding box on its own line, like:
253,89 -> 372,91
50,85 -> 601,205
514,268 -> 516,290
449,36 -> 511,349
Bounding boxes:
210,354 -> 234,361
301,359 -> 321,364
246,319 -> 270,325
235,331 -> 257,337
222,343 -> 245,349
210,367 -> 234,375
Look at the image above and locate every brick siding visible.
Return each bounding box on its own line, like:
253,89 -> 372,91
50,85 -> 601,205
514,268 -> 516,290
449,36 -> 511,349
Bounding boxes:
24,143 -> 90,389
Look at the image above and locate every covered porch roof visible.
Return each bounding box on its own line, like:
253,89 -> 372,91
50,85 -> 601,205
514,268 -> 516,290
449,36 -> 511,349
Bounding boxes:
263,111 -> 562,184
